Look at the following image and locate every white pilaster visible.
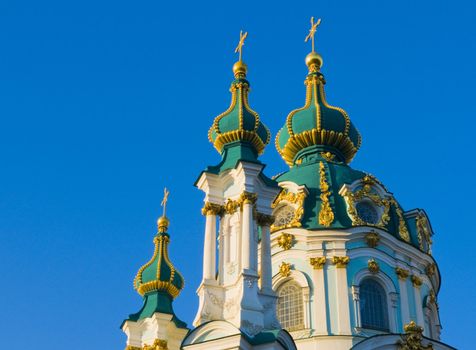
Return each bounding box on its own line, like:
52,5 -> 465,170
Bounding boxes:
203,212 -> 217,280
333,257 -> 351,335
242,201 -> 253,271
312,263 -> 329,334
397,275 -> 410,326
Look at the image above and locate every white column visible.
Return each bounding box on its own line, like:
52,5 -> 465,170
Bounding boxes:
202,203 -> 219,281
311,258 -> 328,334
241,201 -> 253,271
413,279 -> 425,327
332,257 -> 351,334
259,221 -> 273,292
397,274 -> 410,327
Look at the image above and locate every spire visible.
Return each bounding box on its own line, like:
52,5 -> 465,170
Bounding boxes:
275,18 -> 361,166
208,31 -> 270,161
126,189 -> 185,325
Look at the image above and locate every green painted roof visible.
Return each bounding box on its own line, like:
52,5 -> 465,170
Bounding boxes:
208,62 -> 271,156
276,54 -> 361,166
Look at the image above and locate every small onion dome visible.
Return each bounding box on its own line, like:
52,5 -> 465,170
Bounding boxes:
276,52 -> 361,166
208,61 -> 271,156
133,216 -> 184,299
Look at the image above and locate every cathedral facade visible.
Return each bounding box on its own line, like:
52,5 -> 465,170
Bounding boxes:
121,23 -> 455,350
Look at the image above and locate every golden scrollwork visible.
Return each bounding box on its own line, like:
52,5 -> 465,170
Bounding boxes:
365,231 -> 380,248
201,202 -> 223,216
279,262 -> 292,277
318,161 -> 335,227
399,321 -> 433,350
341,176 -> 390,228
256,213 -> 275,226
310,256 -> 326,269
368,259 -> 380,274
396,267 -> 410,280
416,214 -> 432,254
390,198 -> 411,242
332,256 -> 350,268
224,198 -> 240,214
125,346 -> 142,350
411,275 -> 423,288
271,188 -> 306,232
277,232 -> 294,250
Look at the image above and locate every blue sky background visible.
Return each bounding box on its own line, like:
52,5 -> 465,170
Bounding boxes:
1,0 -> 474,349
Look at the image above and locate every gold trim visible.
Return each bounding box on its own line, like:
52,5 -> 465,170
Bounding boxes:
240,191 -> 257,205
310,256 -> 326,269
416,214 -> 432,254
426,263 -> 436,277
271,189 -> 306,232
332,256 -> 350,268
320,151 -> 335,161
318,161 -> 334,226
391,198 -> 410,242
399,321 -> 433,350
143,339 -> 168,350
277,232 -> 294,250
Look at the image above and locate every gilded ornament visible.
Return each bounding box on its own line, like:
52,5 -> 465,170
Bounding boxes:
277,232 -> 294,250
332,256 -> 350,268
143,339 -> 168,350
368,259 -> 380,274
396,267 -> 410,280
341,178 -> 391,228
429,290 -> 437,305
320,151 -> 335,161
391,198 -> 411,243
224,198 -> 240,214
310,256 -> 326,269
411,275 -> 423,288
399,321 -> 433,350
365,231 -> 380,248
318,161 -> 335,227
279,262 -> 292,277
426,263 -> 436,277
416,214 -> 432,254
271,189 -> 306,232
125,346 -> 141,350
201,202 -> 223,216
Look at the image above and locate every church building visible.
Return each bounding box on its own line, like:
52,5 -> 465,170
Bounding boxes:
120,20 -> 456,350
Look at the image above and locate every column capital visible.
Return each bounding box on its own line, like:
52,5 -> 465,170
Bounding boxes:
310,256 -> 326,269
396,267 -> 410,280
201,202 -> 223,216
411,275 -> 423,288
240,191 -> 257,205
331,256 -> 350,268
256,213 -> 274,226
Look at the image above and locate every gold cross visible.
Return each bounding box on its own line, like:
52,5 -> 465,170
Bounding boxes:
161,187 -> 170,217
305,17 -> 321,52
234,30 -> 248,62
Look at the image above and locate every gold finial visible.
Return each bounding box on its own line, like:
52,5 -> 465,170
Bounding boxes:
158,188 -> 170,233
235,30 -> 248,62
305,17 -> 321,53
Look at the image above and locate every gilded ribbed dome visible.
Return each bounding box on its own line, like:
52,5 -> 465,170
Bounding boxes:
208,61 -> 271,156
276,52 -> 361,166
133,216 -> 184,298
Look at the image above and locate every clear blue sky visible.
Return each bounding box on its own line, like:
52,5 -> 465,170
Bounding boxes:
1,1 -> 474,349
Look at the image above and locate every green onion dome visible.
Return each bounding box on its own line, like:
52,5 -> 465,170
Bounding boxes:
208,61 -> 271,156
276,52 -> 361,166
133,216 -> 184,299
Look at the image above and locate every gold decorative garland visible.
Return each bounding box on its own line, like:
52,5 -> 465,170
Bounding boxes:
271,189 -> 306,232
318,161 -> 334,226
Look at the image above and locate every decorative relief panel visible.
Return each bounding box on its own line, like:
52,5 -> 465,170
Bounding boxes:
271,188 -> 306,232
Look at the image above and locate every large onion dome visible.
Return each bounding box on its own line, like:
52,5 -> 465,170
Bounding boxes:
208,61 -> 271,157
276,52 -> 361,166
125,216 -> 186,326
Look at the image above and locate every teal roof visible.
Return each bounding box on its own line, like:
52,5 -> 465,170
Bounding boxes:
274,152 -> 421,249
208,61 -> 271,157
276,53 -> 361,166
125,217 -> 186,324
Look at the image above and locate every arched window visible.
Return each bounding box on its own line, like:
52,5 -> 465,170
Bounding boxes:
359,279 -> 389,331
277,281 -> 304,331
